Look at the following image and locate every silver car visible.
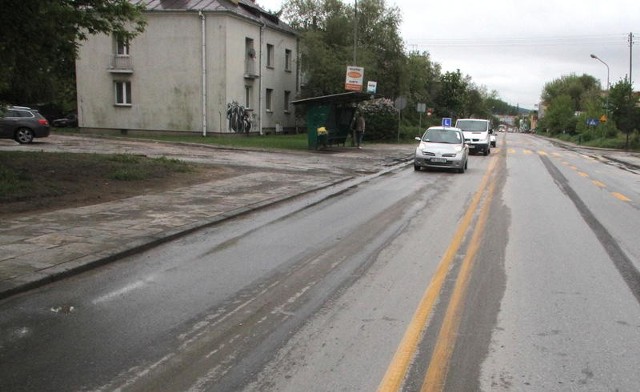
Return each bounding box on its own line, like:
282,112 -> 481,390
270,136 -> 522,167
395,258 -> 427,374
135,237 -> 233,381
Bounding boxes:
414,126 -> 469,173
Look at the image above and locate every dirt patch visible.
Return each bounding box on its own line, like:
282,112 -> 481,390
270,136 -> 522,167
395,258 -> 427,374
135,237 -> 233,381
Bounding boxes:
0,152 -> 239,218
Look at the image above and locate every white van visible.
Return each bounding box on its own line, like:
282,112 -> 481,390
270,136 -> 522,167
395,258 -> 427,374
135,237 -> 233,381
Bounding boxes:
454,118 -> 492,155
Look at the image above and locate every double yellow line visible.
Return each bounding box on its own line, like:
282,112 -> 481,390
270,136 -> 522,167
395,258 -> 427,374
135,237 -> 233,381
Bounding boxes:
378,157 -> 499,392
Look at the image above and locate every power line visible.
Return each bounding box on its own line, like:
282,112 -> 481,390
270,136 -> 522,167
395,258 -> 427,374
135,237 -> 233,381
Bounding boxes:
406,33 -> 630,48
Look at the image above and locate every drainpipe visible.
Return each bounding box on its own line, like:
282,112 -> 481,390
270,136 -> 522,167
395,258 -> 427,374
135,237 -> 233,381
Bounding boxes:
199,11 -> 207,136
258,22 -> 265,135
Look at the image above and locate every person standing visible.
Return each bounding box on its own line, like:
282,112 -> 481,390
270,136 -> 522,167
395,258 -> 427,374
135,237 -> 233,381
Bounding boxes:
354,112 -> 365,149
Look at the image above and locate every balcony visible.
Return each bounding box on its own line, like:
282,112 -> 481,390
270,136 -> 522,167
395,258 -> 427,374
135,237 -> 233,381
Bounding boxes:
109,55 -> 133,73
244,59 -> 260,79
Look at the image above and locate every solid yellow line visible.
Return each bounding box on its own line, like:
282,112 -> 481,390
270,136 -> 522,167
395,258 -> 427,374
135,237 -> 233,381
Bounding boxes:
421,177 -> 497,392
612,192 -> 631,202
376,157 -> 498,392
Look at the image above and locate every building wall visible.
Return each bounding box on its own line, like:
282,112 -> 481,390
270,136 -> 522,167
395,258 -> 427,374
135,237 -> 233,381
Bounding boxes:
76,10 -> 298,134
260,27 -> 298,133
222,16 -> 298,133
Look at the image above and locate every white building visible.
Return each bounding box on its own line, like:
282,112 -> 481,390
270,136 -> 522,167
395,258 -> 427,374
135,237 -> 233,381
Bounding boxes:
75,0 -> 299,135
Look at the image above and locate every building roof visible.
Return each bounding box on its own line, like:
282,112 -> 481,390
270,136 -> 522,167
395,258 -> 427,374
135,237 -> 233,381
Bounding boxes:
131,0 -> 295,34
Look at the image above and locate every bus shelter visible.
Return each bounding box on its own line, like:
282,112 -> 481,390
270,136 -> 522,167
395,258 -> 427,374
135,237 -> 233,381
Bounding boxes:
292,92 -> 375,150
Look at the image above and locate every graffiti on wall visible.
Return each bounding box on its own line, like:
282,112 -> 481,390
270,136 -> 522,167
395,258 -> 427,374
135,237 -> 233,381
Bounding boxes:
226,101 -> 252,133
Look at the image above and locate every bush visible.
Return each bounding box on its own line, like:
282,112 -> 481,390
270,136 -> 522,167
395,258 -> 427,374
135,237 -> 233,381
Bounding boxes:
399,126 -> 424,141
360,98 -> 398,141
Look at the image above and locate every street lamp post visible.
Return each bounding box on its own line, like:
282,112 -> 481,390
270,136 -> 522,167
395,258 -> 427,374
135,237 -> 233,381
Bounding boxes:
590,53 -> 610,117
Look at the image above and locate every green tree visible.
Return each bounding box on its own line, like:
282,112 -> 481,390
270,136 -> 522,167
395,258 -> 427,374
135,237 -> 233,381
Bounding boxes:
486,96 -> 518,116
464,86 -> 486,118
298,29 -> 352,97
283,0 -> 404,98
284,0 -> 354,96
541,74 -> 600,113
353,0 -> 404,98
401,51 -> 441,125
609,80 -> 640,149
435,70 -> 469,118
541,74 -> 600,135
282,0 -> 513,132
0,0 -> 146,106
540,94 -> 575,134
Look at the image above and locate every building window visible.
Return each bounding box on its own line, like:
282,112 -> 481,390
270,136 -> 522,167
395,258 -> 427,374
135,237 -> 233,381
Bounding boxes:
245,85 -> 253,109
115,81 -> 132,105
115,36 -> 130,56
266,88 -> 273,111
267,44 -> 274,68
285,49 -> 292,72
284,90 -> 291,113
245,37 -> 256,75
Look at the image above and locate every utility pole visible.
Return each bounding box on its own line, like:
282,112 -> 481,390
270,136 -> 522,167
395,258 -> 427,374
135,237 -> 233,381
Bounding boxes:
353,0 -> 358,65
629,32 -> 634,85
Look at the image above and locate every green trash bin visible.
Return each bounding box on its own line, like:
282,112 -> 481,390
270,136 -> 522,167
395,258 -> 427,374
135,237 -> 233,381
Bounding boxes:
306,105 -> 331,150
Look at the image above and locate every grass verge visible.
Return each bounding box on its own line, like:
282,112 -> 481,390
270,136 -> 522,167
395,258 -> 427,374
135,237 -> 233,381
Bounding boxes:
0,151 -> 207,215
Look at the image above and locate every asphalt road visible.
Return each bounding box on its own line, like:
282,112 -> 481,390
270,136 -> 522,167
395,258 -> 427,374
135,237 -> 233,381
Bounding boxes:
1,133 -> 639,391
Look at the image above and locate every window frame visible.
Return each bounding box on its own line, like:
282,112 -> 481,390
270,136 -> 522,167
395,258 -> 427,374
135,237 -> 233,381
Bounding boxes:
114,80 -> 132,106
266,44 -> 274,69
266,88 -> 273,112
115,36 -> 130,56
245,85 -> 253,109
284,90 -> 291,113
285,49 -> 292,72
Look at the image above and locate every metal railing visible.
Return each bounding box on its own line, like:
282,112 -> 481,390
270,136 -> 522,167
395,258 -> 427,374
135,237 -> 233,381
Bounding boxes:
109,56 -> 133,73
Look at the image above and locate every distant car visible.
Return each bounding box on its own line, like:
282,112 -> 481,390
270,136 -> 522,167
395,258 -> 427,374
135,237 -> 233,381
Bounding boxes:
414,126 -> 468,173
0,106 -> 51,144
52,113 -> 78,128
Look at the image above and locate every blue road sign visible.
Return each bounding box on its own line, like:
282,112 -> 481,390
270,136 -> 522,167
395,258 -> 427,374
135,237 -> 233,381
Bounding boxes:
586,118 -> 598,127
442,117 -> 452,127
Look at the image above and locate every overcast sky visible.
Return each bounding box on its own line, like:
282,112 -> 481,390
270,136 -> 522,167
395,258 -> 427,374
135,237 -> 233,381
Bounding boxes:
257,0 -> 639,110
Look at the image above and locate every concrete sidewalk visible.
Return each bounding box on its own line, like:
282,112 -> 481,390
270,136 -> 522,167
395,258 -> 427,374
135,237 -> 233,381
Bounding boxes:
0,139 -> 414,299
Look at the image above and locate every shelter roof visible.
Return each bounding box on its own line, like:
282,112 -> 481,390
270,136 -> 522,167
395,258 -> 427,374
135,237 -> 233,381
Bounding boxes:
292,92 -> 378,106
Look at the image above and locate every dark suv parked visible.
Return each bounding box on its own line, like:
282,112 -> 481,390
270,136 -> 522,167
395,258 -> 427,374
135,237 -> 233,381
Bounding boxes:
0,106 -> 51,144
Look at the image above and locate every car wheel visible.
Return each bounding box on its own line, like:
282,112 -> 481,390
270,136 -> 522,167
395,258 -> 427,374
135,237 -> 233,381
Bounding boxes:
486,147 -> 490,155
458,160 -> 467,173
414,164 -> 421,171
15,128 -> 35,144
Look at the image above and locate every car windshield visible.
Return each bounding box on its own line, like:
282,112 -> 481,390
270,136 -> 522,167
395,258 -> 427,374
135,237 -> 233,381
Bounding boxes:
423,129 -> 461,144
456,120 -> 488,132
